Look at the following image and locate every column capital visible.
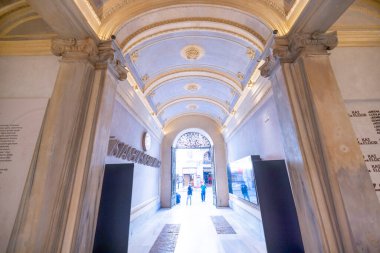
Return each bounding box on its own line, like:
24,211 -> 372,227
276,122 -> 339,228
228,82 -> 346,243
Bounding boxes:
95,40 -> 128,81
273,31 -> 338,62
51,38 -> 128,81
51,38 -> 98,59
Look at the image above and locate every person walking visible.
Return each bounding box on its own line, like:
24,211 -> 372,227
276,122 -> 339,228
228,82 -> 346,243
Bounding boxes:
186,184 -> 193,205
201,182 -> 207,202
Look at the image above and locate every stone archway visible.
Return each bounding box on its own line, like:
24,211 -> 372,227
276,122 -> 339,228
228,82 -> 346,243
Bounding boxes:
161,115 -> 228,208
171,129 -> 216,206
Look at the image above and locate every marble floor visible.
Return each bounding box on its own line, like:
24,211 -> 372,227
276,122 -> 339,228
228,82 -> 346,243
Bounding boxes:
128,188 -> 267,253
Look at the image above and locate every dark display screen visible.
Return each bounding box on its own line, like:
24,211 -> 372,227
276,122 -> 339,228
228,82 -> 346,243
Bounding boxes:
227,156 -> 259,205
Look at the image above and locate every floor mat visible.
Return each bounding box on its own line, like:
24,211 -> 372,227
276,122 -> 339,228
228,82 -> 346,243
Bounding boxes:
210,215 -> 236,234
149,224 -> 181,253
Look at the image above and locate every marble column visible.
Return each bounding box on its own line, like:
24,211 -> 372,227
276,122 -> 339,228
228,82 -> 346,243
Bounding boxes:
7,38 -> 127,253
261,32 -> 380,252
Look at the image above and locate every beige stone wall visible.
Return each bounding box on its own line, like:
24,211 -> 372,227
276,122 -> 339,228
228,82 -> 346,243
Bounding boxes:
0,55 -> 59,252
0,56 -> 59,98
330,47 -> 380,100
331,47 -> 380,200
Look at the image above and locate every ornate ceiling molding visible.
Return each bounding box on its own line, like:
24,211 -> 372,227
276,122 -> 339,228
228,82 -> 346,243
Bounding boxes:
156,96 -> 230,116
119,17 -> 267,52
143,68 -> 242,96
73,0 -> 101,34
99,2 -> 287,40
0,0 -> 29,17
100,0 -> 286,24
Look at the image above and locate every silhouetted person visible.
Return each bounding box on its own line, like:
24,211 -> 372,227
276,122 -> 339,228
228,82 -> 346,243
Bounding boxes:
186,184 -> 193,205
201,182 -> 207,202
241,182 -> 250,201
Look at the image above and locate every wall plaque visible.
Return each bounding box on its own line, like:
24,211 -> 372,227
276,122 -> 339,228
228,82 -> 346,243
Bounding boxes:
346,100 -> 380,201
0,98 -> 48,252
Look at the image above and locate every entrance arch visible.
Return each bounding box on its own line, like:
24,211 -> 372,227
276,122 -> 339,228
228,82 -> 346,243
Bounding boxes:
161,115 -> 228,208
172,129 -> 216,206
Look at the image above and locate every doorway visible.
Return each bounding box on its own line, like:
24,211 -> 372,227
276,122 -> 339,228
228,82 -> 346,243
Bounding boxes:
171,130 -> 216,206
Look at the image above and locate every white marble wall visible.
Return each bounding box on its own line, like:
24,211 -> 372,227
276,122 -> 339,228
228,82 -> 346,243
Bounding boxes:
105,100 -> 161,209
226,93 -> 285,163
224,92 -> 286,235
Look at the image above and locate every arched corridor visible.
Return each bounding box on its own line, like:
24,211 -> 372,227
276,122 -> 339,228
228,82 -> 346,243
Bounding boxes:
1,0 -> 380,252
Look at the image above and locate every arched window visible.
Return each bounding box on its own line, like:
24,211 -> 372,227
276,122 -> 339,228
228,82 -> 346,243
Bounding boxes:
175,132 -> 211,149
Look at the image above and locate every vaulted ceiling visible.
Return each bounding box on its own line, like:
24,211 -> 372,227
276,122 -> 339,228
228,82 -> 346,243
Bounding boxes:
120,9 -> 267,127
111,4 -> 276,129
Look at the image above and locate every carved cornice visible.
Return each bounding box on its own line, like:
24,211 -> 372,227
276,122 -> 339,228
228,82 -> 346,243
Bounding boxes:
51,38 -> 98,58
260,31 -> 338,77
51,38 -> 127,81
273,31 -> 338,62
95,40 -> 128,81
259,54 -> 278,78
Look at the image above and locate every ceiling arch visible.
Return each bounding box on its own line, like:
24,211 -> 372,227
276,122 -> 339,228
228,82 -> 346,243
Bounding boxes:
143,68 -> 242,96
157,97 -> 230,116
98,2 -> 289,40
120,18 -> 267,53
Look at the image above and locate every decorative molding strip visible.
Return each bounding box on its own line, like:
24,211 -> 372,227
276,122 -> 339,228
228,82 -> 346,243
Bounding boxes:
229,194 -> 262,220
335,29 -> 380,47
0,40 -> 52,55
121,17 -> 266,51
123,25 -> 265,54
73,0 -> 101,34
102,0 -> 286,20
130,196 -> 160,221
261,0 -> 287,16
0,0 -> 29,17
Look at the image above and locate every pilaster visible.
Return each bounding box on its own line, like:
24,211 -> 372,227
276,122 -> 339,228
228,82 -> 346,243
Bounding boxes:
65,39 -> 128,253
7,38 -> 127,253
262,32 -> 380,252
